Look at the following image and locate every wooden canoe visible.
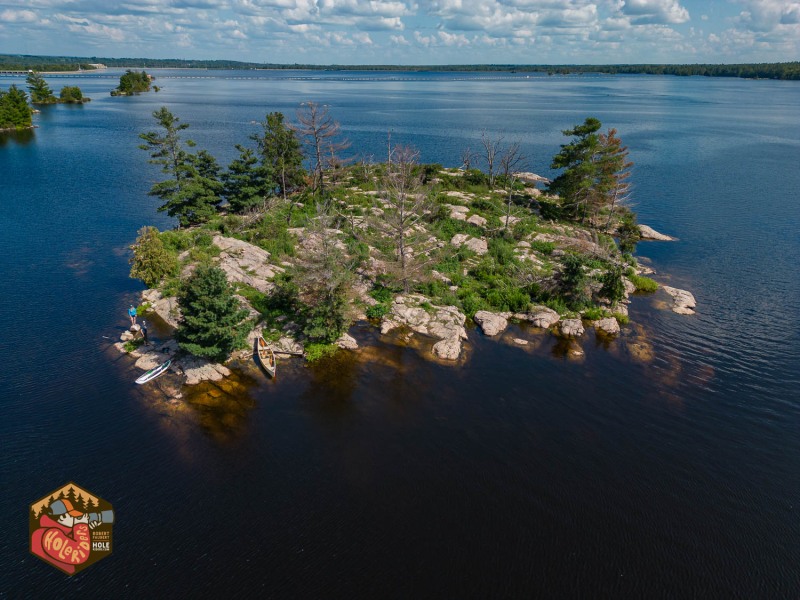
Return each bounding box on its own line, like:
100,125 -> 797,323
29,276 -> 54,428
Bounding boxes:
257,336 -> 276,378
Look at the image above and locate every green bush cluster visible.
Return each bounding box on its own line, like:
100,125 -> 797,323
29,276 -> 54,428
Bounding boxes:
629,274 -> 659,293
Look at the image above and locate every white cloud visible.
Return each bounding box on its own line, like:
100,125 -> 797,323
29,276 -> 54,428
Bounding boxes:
620,0 -> 689,24
0,9 -> 39,22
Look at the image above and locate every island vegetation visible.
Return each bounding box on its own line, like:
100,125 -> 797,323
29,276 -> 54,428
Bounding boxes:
26,72 -> 90,104
0,84 -> 33,130
111,70 -> 153,96
126,101 -> 676,378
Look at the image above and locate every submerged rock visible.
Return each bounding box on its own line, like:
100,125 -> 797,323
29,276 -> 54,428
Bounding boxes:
473,311 -> 509,336
662,286 -> 697,315
175,356 -> 231,386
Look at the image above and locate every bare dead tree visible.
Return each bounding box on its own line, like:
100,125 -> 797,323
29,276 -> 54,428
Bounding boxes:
371,144 -> 438,293
498,141 -> 527,231
461,146 -> 475,170
293,101 -> 349,195
480,129 -> 504,188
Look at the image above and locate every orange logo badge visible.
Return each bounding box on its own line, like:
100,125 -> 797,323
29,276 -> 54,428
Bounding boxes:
29,482 -> 114,575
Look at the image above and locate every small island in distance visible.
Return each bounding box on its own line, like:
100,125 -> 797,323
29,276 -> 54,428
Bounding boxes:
1,53 -> 799,80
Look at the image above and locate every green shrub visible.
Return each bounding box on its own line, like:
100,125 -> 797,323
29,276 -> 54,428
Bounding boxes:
369,285 -> 394,304
629,274 -> 658,293
544,297 -> 568,315
159,229 -> 194,253
129,226 -> 179,287
613,313 -> 630,326
582,306 -> 607,321
529,240 -> 556,255
305,343 -> 338,362
600,265 -> 626,303
365,303 -> 389,319
123,338 -> 145,353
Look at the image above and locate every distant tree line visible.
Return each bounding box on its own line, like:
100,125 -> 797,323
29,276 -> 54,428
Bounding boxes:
3,53 -> 799,80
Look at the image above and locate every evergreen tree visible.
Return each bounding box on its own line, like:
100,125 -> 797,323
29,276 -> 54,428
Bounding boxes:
139,108 -> 221,226
253,112 -> 304,204
294,206 -> 355,343
548,117 -> 602,223
0,85 -> 33,129
559,254 -> 589,310
176,265 -> 250,362
222,144 -> 274,213
26,71 -> 56,104
598,128 -> 633,230
599,264 -> 625,304
129,226 -> 178,287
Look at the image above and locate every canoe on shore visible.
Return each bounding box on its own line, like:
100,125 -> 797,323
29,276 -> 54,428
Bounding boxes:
257,337 -> 276,378
135,359 -> 171,385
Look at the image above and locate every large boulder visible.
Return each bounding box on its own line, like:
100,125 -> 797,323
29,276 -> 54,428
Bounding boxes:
639,224 -> 675,241
662,286 -> 696,315
432,337 -> 463,361
450,234 -> 489,256
594,317 -> 620,336
335,333 -> 359,350
473,311 -> 509,336
466,214 -> 487,227
381,294 -> 468,360
516,306 -> 560,329
559,319 -> 585,338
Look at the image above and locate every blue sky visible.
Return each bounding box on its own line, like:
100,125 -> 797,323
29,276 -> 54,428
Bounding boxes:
1,0 -> 798,64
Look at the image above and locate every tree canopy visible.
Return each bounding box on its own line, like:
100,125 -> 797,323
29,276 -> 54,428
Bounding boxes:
176,264 -> 250,362
0,85 -> 33,130
26,72 -> 56,104
114,70 -> 152,95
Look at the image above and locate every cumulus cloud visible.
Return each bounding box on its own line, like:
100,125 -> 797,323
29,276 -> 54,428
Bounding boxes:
620,0 -> 689,24
0,9 -> 39,22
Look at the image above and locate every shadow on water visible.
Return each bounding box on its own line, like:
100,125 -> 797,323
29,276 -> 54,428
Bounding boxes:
0,128 -> 35,146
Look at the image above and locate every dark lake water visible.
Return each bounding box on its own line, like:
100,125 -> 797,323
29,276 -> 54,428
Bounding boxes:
1,69 -> 799,598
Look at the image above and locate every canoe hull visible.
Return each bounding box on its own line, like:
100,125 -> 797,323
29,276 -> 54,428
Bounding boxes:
256,337 -> 276,378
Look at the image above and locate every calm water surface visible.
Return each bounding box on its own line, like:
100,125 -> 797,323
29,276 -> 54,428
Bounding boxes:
1,70 -> 799,598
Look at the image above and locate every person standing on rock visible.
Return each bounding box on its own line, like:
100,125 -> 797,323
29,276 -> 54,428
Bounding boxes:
128,304 -> 137,326
141,320 -> 149,345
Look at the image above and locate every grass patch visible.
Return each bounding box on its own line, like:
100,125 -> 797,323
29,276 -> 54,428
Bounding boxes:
123,338 -> 145,353
613,313 -> 630,326
305,343 -> 338,362
629,274 -> 659,293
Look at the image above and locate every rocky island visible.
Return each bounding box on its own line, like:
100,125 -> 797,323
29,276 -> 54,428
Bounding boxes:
117,107 -> 695,392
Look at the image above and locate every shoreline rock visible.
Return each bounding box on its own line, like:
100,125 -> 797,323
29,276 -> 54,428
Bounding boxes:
639,224 -> 676,241
381,294 -> 468,361
474,311 -> 509,336
662,286 -> 697,315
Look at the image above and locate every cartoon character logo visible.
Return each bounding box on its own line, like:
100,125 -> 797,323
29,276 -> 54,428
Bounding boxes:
29,483 -> 114,575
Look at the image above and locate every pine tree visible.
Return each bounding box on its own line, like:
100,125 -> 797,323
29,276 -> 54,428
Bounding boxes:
139,108 -> 221,226
253,112 -> 304,205
0,85 -> 33,129
176,265 -> 250,362
26,71 -> 56,104
548,117 -> 602,223
222,144 -> 274,213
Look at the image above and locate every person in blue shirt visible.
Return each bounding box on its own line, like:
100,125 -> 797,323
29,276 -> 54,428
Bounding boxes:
128,304 -> 137,326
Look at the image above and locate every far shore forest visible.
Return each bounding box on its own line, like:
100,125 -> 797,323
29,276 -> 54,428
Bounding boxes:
2,53 -> 799,80
129,102 -> 657,363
